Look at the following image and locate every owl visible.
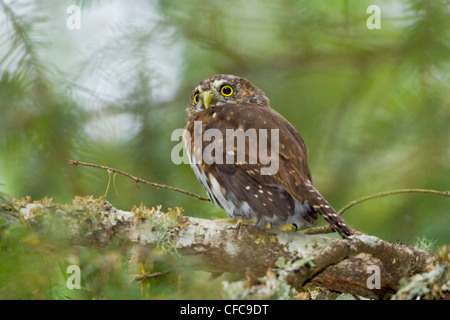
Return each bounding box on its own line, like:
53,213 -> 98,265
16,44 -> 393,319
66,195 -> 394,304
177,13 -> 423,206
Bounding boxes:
183,74 -> 353,238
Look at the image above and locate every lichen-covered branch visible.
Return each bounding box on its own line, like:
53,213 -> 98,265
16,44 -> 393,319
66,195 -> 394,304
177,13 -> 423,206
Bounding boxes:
5,196 -> 447,300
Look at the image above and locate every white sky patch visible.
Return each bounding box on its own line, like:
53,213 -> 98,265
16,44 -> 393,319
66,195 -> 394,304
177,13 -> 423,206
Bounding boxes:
83,113 -> 142,144
0,0 -> 184,143
12,1 -> 185,141
63,1 -> 184,141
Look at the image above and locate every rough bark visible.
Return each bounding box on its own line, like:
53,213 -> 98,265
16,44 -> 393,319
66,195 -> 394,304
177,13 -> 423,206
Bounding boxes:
7,196 -> 447,300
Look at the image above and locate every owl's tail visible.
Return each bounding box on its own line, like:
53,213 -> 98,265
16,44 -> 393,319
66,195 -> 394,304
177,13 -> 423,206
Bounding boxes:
304,183 -> 354,238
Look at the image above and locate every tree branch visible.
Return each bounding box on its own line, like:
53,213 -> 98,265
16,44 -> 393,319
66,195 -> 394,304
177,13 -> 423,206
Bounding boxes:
12,196 -> 440,299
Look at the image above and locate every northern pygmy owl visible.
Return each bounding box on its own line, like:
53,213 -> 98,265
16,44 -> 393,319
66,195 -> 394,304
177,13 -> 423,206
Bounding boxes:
183,74 -> 353,238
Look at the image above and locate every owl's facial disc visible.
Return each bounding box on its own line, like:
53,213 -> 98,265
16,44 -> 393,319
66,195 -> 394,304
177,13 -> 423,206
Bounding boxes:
201,90 -> 215,109
202,80 -> 236,109
193,80 -> 236,110
191,75 -> 261,115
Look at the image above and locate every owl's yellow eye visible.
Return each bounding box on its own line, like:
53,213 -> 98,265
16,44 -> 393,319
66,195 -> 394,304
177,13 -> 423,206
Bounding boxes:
193,92 -> 199,104
220,85 -> 234,97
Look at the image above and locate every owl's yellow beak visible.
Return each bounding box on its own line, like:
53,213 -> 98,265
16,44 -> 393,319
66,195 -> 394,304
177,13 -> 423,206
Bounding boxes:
201,90 -> 215,109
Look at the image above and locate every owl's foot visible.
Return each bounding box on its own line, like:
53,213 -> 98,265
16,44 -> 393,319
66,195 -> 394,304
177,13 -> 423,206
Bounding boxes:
279,224 -> 294,231
279,223 -> 298,231
223,218 -> 258,230
250,221 -> 272,229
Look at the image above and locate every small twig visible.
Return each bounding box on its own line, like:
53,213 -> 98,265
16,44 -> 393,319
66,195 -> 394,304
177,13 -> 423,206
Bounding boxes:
337,189 -> 449,216
301,225 -> 335,235
68,159 -> 210,202
132,271 -> 167,282
113,172 -> 119,196
104,170 -> 112,198
302,188 -> 450,235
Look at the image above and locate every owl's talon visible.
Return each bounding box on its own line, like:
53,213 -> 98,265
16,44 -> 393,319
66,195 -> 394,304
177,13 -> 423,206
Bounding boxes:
279,224 -> 294,231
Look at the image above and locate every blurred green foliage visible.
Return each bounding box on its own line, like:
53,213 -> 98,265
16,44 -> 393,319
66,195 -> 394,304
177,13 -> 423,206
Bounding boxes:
0,0 -> 449,299
0,196 -> 229,299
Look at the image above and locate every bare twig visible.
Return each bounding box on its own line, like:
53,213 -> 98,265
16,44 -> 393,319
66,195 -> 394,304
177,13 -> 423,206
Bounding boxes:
132,271 -> 167,282
302,188 -> 449,235
337,189 -> 450,215
68,159 -> 210,202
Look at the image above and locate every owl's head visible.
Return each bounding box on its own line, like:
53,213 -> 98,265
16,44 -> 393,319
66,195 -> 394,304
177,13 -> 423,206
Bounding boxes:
186,74 -> 269,116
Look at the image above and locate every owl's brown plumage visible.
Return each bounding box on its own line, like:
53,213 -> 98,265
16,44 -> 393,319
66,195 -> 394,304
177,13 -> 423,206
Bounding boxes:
184,74 -> 353,238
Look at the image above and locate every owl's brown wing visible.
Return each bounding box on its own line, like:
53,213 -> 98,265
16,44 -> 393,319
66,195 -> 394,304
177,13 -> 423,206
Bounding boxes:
190,103 -> 318,226
189,102 -> 353,236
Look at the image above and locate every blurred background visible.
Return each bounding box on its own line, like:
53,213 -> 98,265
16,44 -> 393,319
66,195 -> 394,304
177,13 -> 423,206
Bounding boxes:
0,0 -> 448,249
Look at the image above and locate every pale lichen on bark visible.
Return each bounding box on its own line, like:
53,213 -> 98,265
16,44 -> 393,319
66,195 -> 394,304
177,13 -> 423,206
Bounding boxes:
3,195 -> 447,300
